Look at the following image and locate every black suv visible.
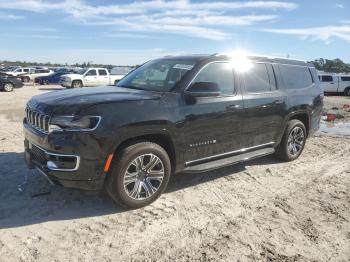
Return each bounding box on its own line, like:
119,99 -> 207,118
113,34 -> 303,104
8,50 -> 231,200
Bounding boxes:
23,55 -> 323,208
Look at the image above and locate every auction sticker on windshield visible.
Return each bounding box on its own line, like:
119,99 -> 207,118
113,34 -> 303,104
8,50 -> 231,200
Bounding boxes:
173,64 -> 194,70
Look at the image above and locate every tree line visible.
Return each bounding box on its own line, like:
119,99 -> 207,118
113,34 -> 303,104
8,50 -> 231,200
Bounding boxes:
308,58 -> 350,73
0,60 -> 136,69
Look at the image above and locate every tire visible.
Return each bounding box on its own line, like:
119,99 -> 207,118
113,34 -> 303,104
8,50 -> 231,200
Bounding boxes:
106,141 -> 171,208
3,82 -> 14,92
275,119 -> 306,162
344,87 -> 350,96
71,80 -> 82,88
22,76 -> 30,83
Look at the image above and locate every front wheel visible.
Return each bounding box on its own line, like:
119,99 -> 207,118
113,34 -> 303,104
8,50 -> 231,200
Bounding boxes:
275,120 -> 306,161
106,141 -> 171,208
71,80 -> 82,88
3,83 -> 14,92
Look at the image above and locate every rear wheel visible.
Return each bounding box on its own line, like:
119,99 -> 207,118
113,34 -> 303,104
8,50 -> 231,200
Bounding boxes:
344,87 -> 350,96
22,76 -> 30,83
71,80 -> 82,88
275,119 -> 306,161
3,83 -> 14,92
106,141 -> 171,208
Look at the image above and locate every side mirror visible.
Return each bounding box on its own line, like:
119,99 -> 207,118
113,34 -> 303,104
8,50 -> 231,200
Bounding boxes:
185,82 -> 220,97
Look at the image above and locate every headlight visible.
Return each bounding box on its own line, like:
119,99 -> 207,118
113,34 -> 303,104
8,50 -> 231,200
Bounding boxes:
49,116 -> 101,132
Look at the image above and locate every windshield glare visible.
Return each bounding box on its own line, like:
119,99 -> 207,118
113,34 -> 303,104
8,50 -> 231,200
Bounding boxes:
77,69 -> 87,75
117,59 -> 197,92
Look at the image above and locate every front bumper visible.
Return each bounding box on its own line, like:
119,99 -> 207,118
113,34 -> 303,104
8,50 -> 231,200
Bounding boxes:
23,121 -> 107,190
60,80 -> 72,88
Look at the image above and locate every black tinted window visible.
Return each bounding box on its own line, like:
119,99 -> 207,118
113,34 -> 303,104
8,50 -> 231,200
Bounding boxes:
244,63 -> 271,93
86,70 -> 97,76
341,76 -> 350,81
321,75 -> 333,82
279,65 -> 313,89
192,62 -> 234,95
98,69 -> 107,76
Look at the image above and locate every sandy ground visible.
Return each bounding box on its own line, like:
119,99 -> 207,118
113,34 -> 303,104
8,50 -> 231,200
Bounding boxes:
0,85 -> 349,261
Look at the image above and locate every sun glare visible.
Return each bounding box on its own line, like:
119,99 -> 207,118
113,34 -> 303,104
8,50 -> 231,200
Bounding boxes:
226,50 -> 253,73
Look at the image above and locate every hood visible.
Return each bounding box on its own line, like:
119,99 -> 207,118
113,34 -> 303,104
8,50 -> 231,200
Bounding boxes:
28,86 -> 162,114
61,73 -> 82,79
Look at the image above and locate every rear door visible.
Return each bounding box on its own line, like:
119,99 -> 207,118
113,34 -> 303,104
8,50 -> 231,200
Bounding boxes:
320,75 -> 336,92
98,69 -> 109,85
239,63 -> 286,148
181,61 -> 244,163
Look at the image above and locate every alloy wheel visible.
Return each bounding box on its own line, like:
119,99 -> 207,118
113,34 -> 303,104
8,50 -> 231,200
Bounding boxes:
3,83 -> 13,92
123,154 -> 165,200
287,126 -> 305,155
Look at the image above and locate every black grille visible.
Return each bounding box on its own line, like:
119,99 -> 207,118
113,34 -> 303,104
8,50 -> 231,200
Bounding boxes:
30,144 -> 47,166
25,107 -> 50,133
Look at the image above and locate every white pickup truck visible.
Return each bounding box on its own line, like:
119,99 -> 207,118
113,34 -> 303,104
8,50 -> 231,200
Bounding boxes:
318,73 -> 350,96
60,68 -> 127,88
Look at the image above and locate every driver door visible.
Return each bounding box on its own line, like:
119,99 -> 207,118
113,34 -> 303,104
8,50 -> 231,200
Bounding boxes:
180,62 -> 244,163
84,69 -> 98,86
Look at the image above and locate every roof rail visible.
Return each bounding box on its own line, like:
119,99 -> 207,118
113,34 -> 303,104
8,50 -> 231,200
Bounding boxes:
213,52 -> 307,63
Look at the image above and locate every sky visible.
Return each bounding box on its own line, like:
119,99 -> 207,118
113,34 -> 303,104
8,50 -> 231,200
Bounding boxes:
0,0 -> 349,65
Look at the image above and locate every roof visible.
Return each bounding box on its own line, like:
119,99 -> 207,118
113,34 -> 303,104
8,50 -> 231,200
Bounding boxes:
161,54 -> 313,67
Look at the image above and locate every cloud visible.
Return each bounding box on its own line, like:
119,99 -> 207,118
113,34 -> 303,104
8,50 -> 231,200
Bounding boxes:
261,25 -> 350,43
0,0 -> 297,40
0,13 -> 24,20
335,3 -> 344,8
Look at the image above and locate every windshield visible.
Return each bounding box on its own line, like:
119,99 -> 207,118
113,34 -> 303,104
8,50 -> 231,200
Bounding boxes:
77,69 -> 88,75
116,59 -> 197,92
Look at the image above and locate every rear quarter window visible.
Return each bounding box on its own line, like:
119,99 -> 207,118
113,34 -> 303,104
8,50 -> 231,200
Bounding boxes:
341,76 -> 350,81
279,65 -> 313,90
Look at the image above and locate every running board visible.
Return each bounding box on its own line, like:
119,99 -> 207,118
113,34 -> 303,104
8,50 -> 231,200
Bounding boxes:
183,147 -> 275,173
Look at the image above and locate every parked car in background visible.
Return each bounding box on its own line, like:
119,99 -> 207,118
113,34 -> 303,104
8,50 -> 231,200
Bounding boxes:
7,67 -> 35,77
24,54 -> 323,208
35,70 -> 73,85
0,74 -> 23,92
318,73 -> 350,96
60,68 -> 126,88
20,69 -> 54,83
110,66 -> 134,78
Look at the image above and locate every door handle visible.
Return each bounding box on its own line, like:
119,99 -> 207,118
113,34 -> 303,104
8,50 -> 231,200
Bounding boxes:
226,104 -> 241,110
330,82 -> 334,84
274,99 -> 284,105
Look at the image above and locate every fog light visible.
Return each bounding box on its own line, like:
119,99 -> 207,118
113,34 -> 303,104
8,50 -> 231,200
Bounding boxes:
47,161 -> 58,169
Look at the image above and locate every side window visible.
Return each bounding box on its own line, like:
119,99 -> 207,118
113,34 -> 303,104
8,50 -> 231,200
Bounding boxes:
244,63 -> 271,93
279,65 -> 313,89
98,69 -> 108,76
321,75 -> 333,82
86,70 -> 97,76
192,62 -> 234,95
341,76 -> 350,81
23,69 -> 29,73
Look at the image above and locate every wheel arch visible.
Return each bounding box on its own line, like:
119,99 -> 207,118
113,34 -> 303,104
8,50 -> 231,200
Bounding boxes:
287,111 -> 310,136
112,132 -> 177,173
